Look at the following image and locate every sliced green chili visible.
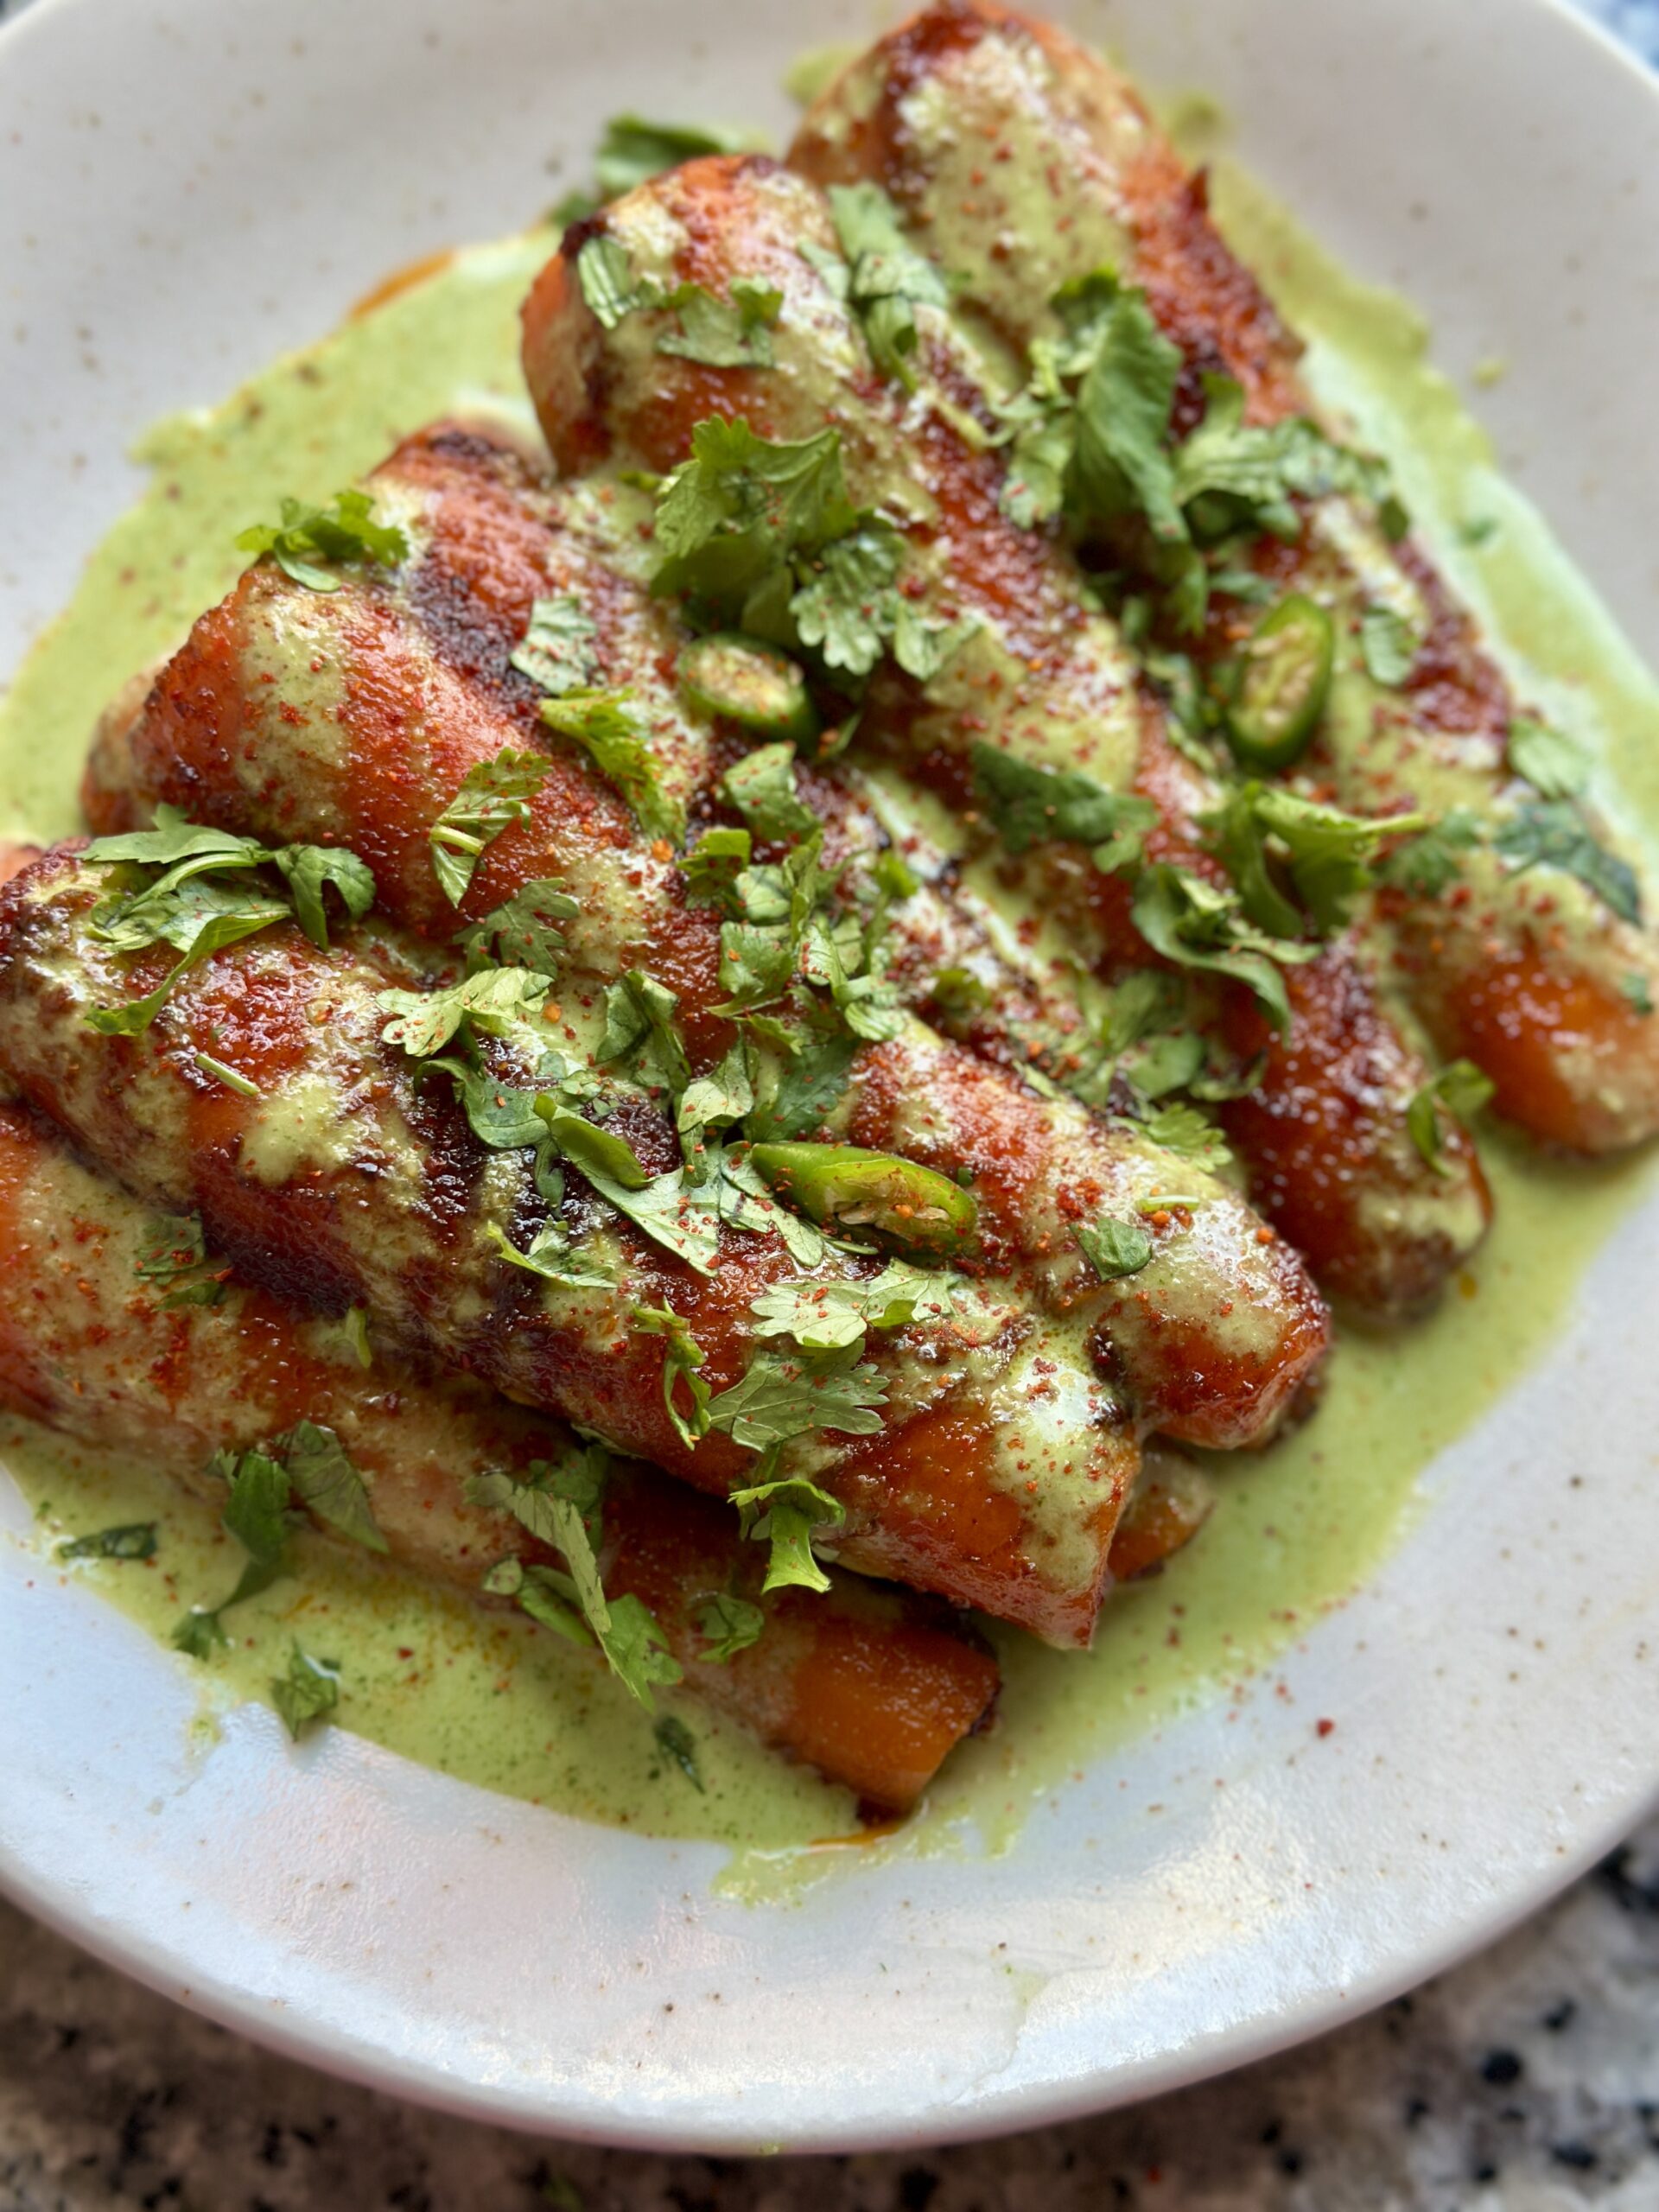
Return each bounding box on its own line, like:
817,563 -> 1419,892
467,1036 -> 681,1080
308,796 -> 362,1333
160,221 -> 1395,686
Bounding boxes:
677,634 -> 818,746
1224,593 -> 1334,772
747,1142 -> 977,1256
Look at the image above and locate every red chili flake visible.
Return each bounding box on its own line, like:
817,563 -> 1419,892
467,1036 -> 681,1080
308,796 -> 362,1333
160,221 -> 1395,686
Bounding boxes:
1316,1718 -> 1335,1738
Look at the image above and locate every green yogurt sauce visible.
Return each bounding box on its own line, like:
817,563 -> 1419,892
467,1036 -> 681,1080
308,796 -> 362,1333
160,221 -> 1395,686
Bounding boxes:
3,162 -> 1656,1886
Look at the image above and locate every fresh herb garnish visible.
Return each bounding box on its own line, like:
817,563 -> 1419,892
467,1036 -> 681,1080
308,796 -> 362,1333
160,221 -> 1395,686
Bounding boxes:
653,1713 -> 705,1789
282,1420 -> 386,1554
634,1303 -> 713,1447
1075,1217 -> 1155,1281
173,1446 -> 297,1655
457,878 -> 580,978
57,1522 -> 158,1562
748,1259 -> 956,1354
540,690 -> 684,846
83,805 -> 375,1033
429,748 -> 556,905
466,1454 -> 682,1709
1131,862 -> 1317,1033
724,1472 -> 849,1595
135,1211 -> 227,1309
1406,1059 -> 1495,1173
810,180 -> 951,390
511,594 -> 601,697
970,742 -> 1157,864
553,113 -> 766,226
235,489 -> 408,593
696,1592 -> 766,1662
1358,604 -> 1419,688
270,1643 -> 341,1739
1494,801 -> 1642,925
1508,718 -> 1589,801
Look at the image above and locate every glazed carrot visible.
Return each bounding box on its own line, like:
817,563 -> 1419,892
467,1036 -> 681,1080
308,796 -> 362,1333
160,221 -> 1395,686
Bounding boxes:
0,1100 -> 1000,1805
791,0 -> 1659,1154
84,422 -> 1328,1438
0,846 -> 1157,1646
518,156 -> 1491,1309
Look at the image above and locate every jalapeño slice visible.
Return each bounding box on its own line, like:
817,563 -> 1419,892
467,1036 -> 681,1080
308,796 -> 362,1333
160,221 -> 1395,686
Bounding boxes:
1224,594 -> 1334,772
747,1142 -> 977,1257
677,633 -> 818,745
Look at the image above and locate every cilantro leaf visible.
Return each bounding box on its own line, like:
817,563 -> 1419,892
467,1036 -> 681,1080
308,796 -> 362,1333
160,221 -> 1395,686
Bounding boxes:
1358,604 -> 1419,688
748,1258 -> 957,1353
653,1712 -> 705,1790
695,1592 -> 766,1662
1076,1217 -> 1154,1281
634,1303 -> 712,1446
1217,785 -> 1428,937
1406,1058 -> 1495,1173
488,1217 -> 618,1290
540,690 -> 684,846
721,743 -> 820,843
1131,862 -> 1317,1033
58,1522 -> 158,1561
1052,272 -> 1186,540
377,967 -> 549,1058
652,418 -> 855,606
658,277 -> 782,368
270,1643 -> 340,1739
1494,801 -> 1642,925
1383,808 -> 1483,897
281,1420 -> 386,1554
821,181 -> 951,390
971,741 -> 1158,861
683,827 -> 753,907
1140,1101 -> 1231,1172
575,234 -> 641,328
135,1211 -> 226,1309
1508,718 -> 1590,801
173,1445 -> 296,1653
236,489 -> 408,593
598,969 -> 692,1099
270,843 -> 376,949
428,748 -> 555,905
1621,972 -> 1655,1017
580,113 -> 764,209
726,1475 -> 847,1595
511,594 -> 601,697
745,1027 -> 860,1141
457,878 -> 580,977
466,1454 -> 682,1708
789,519 -> 904,677
707,1344 -> 887,1452
677,1037 -> 756,1165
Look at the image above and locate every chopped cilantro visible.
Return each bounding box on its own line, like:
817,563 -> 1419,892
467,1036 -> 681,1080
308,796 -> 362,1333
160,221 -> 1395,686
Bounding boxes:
554,113 -> 766,225
281,1420 -> 386,1553
270,1643 -> 340,1740
457,877 -> 580,978
634,1303 -> 713,1446
971,741 -> 1157,861
1358,604 -> 1419,688
58,1522 -> 157,1562
510,594 -> 601,697
429,747 -> 555,905
1140,1101 -> 1230,1172
135,1211 -> 226,1309
173,1446 -> 297,1655
721,743 -> 820,842
1214,785 -> 1428,937
1076,1217 -> 1154,1281
748,1258 -> 956,1353
816,180 -> 951,390
652,1713 -> 705,1790
377,966 -> 550,1058
540,690 -> 684,846
725,1473 -> 848,1595
235,489 -> 408,593
1508,717 -> 1590,801
683,826 -> 753,907
1620,971 -> 1655,1017
658,277 -> 782,368
695,1592 -> 766,1662
598,969 -> 692,1100
1406,1058 -> 1495,1173
1494,802 -> 1642,925
1130,862 -> 1316,1033
1383,808 -> 1483,898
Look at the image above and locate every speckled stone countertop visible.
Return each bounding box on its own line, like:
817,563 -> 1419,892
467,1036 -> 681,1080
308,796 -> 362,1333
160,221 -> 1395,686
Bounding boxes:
4,1826 -> 1659,2210
3,1 -> 1659,2206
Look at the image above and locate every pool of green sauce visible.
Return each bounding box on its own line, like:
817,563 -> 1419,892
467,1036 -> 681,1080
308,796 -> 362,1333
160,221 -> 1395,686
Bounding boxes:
3,167 -> 1656,1889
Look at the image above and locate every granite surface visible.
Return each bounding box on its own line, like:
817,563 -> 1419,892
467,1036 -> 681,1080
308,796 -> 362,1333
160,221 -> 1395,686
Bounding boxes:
4,0 -> 1659,2205
3,1827 -> 1659,2210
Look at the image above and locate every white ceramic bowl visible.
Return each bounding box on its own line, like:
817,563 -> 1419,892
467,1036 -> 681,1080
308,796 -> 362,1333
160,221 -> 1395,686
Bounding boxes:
4,0 -> 1659,2152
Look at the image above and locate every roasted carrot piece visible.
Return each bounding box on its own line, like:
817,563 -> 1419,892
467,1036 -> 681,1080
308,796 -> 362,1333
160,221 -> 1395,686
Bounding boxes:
0,1100 -> 1001,1805
518,156 -> 1491,1311
791,1 -> 1659,1154
83,423 -> 1328,1433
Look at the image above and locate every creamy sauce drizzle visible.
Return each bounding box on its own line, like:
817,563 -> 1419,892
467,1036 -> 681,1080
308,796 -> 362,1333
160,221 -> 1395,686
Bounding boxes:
3,156 -> 1656,1887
